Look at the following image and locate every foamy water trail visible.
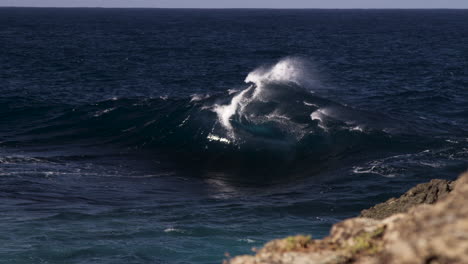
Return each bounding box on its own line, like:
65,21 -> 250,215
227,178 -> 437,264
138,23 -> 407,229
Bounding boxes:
214,86 -> 253,132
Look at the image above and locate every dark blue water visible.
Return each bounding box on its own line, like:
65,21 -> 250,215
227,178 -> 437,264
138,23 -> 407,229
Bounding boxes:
1,8 -> 467,263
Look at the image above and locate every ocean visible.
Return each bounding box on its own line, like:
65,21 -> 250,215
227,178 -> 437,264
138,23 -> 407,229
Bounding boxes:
0,8 -> 467,264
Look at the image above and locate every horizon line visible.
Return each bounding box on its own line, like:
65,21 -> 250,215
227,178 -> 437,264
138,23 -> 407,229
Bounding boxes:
1,6 -> 468,10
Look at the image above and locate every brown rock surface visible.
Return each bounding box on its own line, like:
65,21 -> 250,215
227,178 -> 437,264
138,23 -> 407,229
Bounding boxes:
360,178 -> 455,219
226,172 -> 468,264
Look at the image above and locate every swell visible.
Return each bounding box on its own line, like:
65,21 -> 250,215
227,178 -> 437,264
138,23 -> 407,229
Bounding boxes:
0,96 -> 394,180
0,58 -> 444,180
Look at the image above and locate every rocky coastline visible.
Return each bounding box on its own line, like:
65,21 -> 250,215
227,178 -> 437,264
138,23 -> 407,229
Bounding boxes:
226,172 -> 468,264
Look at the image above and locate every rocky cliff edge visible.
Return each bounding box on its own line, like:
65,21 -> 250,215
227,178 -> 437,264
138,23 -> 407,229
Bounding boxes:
226,172 -> 467,264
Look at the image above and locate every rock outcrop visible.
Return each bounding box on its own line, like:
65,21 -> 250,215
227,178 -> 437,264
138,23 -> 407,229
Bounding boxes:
226,172 -> 468,264
360,178 -> 455,219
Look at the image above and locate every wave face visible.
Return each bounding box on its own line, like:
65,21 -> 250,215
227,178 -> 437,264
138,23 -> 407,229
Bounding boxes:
3,58 -> 399,181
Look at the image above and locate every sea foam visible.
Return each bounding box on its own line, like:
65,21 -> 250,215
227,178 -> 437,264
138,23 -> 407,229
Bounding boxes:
213,57 -> 318,140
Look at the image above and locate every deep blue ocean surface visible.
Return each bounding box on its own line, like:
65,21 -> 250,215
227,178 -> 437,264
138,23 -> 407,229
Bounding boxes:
0,8 -> 467,263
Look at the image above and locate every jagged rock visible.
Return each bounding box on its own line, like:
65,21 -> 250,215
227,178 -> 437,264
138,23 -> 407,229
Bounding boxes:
226,172 -> 468,264
360,179 -> 455,219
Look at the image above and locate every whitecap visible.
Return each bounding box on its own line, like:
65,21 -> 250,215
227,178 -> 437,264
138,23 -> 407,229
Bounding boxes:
178,115 -> 190,127
164,227 -> 186,234
303,101 -> 318,107
213,57 -> 319,138
237,238 -> 256,243
93,107 -> 116,117
190,93 -> 210,102
207,133 -> 231,144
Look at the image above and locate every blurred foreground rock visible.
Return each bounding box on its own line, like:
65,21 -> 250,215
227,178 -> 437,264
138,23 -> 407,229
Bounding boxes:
360,178 -> 455,219
226,172 -> 468,264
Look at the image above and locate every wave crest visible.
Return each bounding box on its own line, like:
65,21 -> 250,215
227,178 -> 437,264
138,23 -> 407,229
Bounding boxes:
213,57 -> 354,143
244,57 -> 317,92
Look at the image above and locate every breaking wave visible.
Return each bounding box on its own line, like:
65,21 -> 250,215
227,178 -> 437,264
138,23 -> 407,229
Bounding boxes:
2,58 -> 399,180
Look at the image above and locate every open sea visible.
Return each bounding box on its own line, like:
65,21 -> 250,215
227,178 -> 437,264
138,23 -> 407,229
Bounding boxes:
0,8 -> 467,264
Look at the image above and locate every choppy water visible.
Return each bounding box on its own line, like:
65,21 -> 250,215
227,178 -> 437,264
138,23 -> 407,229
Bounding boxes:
0,8 -> 467,264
